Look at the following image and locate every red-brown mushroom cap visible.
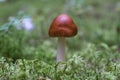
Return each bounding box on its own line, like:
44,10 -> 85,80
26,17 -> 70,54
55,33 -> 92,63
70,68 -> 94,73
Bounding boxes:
49,14 -> 78,37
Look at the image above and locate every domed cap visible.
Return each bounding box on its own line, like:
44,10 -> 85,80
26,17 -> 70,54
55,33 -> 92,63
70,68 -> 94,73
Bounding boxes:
49,14 -> 78,37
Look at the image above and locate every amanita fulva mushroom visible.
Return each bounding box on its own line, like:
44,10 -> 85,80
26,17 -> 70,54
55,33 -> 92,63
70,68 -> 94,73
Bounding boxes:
49,14 -> 78,62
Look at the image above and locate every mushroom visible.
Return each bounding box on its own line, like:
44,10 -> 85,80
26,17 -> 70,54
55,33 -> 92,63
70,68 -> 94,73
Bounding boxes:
49,14 -> 78,62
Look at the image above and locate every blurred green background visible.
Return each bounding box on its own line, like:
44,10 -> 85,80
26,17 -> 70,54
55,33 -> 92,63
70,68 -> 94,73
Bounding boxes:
0,0 -> 120,62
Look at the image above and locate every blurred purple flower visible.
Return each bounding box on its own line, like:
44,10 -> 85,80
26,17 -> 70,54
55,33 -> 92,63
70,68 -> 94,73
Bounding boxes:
8,16 -> 34,31
22,17 -> 34,31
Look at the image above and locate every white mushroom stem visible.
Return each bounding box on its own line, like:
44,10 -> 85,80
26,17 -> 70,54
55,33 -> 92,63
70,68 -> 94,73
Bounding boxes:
57,37 -> 66,62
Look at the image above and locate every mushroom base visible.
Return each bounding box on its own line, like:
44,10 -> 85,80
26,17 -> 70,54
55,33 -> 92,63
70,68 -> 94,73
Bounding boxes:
57,37 -> 66,62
